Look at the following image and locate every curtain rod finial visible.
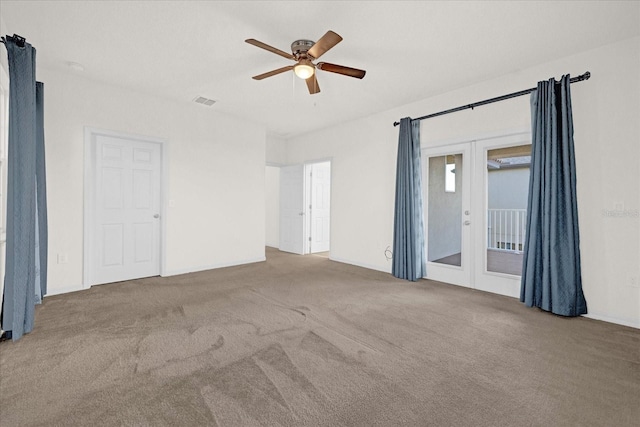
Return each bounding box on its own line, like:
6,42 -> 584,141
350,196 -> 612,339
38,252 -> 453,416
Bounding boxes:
584,71 -> 591,80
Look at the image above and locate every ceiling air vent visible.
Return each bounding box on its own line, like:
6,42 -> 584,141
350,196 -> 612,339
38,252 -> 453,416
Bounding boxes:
193,96 -> 216,106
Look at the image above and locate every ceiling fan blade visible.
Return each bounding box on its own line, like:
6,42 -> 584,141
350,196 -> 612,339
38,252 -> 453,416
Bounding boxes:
306,74 -> 321,95
307,30 -> 343,60
245,38 -> 295,60
316,62 -> 366,79
252,66 -> 294,80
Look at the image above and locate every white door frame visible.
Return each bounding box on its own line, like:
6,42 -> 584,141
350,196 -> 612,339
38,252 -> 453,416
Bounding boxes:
422,128 -> 530,297
83,127 -> 168,288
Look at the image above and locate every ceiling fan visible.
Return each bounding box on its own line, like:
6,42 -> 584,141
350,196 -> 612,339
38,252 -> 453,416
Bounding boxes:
245,30 -> 366,95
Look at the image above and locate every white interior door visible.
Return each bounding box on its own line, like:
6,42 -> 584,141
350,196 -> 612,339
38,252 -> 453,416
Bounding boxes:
92,134 -> 161,285
309,162 -> 331,253
422,143 -> 472,287
279,164 -> 305,254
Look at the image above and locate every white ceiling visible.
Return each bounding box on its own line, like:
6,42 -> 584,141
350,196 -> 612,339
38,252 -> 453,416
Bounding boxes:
2,1 -> 639,138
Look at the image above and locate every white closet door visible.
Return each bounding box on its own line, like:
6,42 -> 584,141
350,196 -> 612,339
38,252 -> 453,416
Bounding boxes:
93,135 -> 161,285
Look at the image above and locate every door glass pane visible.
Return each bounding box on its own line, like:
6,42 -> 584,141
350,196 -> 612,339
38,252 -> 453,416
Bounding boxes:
486,144 -> 531,275
428,154 -> 463,266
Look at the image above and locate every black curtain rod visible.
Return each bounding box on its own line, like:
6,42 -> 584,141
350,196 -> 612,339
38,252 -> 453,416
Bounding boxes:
393,71 -> 591,127
0,34 -> 27,47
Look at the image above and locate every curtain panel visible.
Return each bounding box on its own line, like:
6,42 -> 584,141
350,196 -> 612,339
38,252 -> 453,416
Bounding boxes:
392,118 -> 425,281
520,75 -> 587,317
2,37 -> 48,340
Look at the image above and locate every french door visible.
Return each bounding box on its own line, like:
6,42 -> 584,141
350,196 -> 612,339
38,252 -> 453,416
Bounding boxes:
422,143 -> 472,287
423,132 -> 531,298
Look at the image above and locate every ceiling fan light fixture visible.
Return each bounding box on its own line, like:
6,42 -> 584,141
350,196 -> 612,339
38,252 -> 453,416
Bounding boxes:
294,60 -> 315,79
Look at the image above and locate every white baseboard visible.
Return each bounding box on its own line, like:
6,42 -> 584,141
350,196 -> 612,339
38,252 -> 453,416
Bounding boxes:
43,258 -> 267,297
162,256 -> 266,277
328,256 -> 392,274
45,284 -> 85,297
583,313 -> 640,329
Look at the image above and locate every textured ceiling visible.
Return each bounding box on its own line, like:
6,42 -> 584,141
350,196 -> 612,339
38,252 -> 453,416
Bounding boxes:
1,1 -> 638,138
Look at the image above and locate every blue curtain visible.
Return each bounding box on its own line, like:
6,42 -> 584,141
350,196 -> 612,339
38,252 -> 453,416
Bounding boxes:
520,75 -> 587,316
392,118 -> 425,281
2,37 -> 48,340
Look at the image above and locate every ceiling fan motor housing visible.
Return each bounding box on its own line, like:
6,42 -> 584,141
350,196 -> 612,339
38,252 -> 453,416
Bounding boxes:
291,39 -> 315,59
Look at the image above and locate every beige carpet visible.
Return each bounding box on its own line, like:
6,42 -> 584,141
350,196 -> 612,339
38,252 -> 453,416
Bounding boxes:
1,248 -> 638,426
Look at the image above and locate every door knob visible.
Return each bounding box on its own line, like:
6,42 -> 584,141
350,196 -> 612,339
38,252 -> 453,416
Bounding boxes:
153,214 -> 160,219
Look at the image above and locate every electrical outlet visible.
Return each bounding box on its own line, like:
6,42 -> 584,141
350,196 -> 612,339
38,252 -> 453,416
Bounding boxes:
57,253 -> 68,264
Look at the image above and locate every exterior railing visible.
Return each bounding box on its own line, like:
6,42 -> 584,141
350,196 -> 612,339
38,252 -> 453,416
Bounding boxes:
487,209 -> 527,253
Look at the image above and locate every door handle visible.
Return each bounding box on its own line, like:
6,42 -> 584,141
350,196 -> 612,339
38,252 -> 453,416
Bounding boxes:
464,220 -> 471,225
298,212 -> 305,216
153,214 -> 160,219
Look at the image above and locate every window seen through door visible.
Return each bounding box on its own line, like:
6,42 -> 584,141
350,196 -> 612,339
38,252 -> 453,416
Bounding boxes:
445,155 -> 456,192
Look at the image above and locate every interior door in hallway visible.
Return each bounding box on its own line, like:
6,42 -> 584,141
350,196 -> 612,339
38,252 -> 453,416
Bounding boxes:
309,161 -> 331,253
92,134 -> 162,285
279,164 -> 305,254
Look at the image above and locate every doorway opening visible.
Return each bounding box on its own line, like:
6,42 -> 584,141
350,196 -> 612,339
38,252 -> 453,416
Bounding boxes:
278,161 -> 331,256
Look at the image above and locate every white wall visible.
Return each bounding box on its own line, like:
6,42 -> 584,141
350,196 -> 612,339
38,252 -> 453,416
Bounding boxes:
488,168 -> 530,210
286,36 -> 640,328
265,135 -> 285,249
40,67 -> 266,294
265,166 -> 280,248
266,134 -> 287,165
